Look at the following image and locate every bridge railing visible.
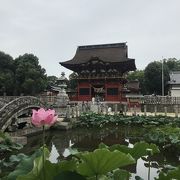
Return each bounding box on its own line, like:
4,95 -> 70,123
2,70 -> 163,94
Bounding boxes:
0,96 -> 44,131
0,96 -> 20,102
0,95 -> 57,106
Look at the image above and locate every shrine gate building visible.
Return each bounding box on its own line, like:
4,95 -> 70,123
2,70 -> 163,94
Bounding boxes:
60,43 -> 136,102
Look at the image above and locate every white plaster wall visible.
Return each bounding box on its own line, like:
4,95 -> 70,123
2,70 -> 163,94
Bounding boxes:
171,89 -> 180,97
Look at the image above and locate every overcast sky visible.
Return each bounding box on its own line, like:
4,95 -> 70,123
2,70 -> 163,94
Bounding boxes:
0,0 -> 180,77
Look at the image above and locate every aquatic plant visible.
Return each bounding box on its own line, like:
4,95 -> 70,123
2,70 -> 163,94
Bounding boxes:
79,112 -> 180,127
32,108 -> 57,127
31,108 -> 57,180
4,142 -> 161,180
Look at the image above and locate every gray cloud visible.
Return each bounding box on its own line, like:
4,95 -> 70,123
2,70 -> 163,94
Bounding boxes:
0,0 -> 180,77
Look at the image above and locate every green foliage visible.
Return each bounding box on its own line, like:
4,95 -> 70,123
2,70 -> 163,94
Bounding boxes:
165,58 -> 180,71
112,169 -> 131,180
144,126 -> 180,148
0,51 -> 47,95
9,154 -> 29,163
68,72 -> 78,90
17,159 -> 78,180
14,54 -> 47,95
4,140 -> 178,180
0,131 -> 23,152
144,61 -> 169,95
133,58 -> 180,95
0,51 -> 15,95
54,171 -> 86,180
8,146 -> 79,180
7,147 -> 46,180
76,148 -> 135,177
155,166 -> 180,180
108,142 -> 159,160
127,70 -> 146,94
46,76 -> 58,90
135,176 -> 144,180
4,144 -> 137,180
79,113 -> 180,127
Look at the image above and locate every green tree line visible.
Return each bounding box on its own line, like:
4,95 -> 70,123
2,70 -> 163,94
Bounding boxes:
127,58 -> 180,95
0,51 -> 52,96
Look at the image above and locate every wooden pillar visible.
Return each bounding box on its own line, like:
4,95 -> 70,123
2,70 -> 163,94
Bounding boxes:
77,82 -> 80,101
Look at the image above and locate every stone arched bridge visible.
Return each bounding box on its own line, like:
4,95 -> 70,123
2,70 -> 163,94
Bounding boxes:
0,96 -> 44,132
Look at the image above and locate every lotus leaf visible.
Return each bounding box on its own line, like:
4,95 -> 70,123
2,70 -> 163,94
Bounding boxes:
109,142 -> 159,160
155,166 -> 180,180
7,147 -> 48,180
77,148 -> 135,177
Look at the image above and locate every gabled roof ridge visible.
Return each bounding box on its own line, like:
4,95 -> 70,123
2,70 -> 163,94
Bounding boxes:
78,42 -> 127,50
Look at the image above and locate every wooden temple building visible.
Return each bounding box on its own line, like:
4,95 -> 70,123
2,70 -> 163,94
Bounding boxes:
60,43 -> 136,102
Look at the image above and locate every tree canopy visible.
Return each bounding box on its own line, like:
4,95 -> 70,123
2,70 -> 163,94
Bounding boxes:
0,52 -> 48,96
127,58 -> 180,95
14,54 -> 47,95
127,70 -> 146,94
144,58 -> 180,95
0,51 -> 15,95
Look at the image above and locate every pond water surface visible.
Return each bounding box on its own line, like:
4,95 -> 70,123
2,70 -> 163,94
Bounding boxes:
24,125 -> 180,180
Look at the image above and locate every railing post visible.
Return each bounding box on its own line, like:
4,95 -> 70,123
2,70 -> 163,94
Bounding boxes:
133,105 -> 137,116
154,105 -> 157,116
124,105 -> 127,116
76,105 -> 79,117
175,105 -> 178,118
164,106 -> 167,116
105,105 -> 108,115
144,105 -> 147,116
114,104 -> 118,115
98,105 -> 100,114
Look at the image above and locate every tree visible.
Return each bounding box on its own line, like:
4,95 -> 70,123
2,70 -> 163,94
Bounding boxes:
144,61 -> 169,95
165,58 -> 180,71
0,51 -> 15,95
127,70 -> 146,94
46,75 -> 58,90
14,54 -> 47,95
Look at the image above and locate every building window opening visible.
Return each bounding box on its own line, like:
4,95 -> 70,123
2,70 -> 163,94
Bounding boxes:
107,88 -> 118,95
79,88 -> 90,95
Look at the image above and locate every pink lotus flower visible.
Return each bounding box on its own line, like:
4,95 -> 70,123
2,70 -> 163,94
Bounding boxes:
32,108 -> 58,127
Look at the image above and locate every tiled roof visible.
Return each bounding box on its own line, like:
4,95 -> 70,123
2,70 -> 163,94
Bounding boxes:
60,43 -> 136,72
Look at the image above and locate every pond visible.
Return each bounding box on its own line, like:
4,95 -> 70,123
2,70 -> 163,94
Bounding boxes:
23,125 -> 180,180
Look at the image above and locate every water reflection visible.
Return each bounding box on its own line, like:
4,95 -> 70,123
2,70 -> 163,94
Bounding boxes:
132,158 -> 159,180
25,125 -> 179,179
49,143 -> 59,163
